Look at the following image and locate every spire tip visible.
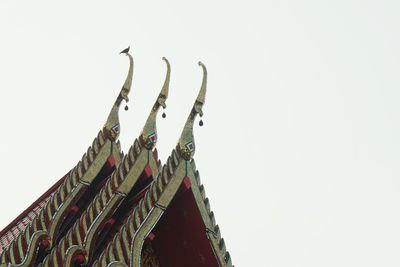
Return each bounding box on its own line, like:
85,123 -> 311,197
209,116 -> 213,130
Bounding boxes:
103,48 -> 134,141
177,61 -> 208,160
140,57 -> 171,149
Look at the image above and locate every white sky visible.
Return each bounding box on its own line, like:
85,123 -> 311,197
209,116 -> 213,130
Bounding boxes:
0,1 -> 400,266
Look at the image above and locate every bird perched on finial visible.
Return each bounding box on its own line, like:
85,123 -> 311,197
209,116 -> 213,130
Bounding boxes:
120,46 -> 130,54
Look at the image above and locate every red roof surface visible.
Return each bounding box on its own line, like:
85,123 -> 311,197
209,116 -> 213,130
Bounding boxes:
0,172 -> 69,253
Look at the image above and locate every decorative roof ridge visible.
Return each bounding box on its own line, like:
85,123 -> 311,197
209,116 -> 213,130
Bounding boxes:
103,47 -> 134,141
0,171 -> 69,253
189,159 -> 233,266
46,129 -> 124,252
140,57 -> 171,150
0,230 -> 50,267
94,63 -> 207,266
93,149 -> 181,266
41,58 -> 172,266
75,62 -> 173,262
108,158 -> 233,267
98,62 -> 232,267
177,62 -> 207,160
39,138 -> 144,267
0,131 -> 112,265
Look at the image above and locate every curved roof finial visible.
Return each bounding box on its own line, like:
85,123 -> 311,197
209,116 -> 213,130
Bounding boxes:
177,61 -> 207,160
159,57 -> 171,104
103,47 -> 134,141
140,57 -> 171,149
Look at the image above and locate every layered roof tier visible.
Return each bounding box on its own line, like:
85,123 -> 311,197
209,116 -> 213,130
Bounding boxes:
0,50 -> 232,267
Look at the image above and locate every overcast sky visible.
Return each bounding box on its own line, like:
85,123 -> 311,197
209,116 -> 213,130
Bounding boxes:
0,1 -> 400,266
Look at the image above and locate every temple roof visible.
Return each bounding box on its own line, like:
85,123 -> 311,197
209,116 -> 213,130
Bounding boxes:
0,50 -> 232,267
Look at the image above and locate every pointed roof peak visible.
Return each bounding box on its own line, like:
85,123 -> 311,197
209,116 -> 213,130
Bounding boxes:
140,57 -> 171,149
177,61 -> 207,160
119,47 -> 134,103
196,61 -> 207,110
159,57 -> 171,106
103,47 -> 134,141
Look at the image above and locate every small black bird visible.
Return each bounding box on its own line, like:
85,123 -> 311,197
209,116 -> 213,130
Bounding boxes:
120,46 -> 130,54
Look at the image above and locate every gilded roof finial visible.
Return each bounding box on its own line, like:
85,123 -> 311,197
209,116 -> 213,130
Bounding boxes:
140,57 -> 171,149
177,61 -> 207,160
103,47 -> 134,141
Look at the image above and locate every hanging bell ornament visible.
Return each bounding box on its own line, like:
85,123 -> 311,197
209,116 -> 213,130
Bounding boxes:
199,119 -> 204,126
162,112 -> 166,118
125,105 -> 129,111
